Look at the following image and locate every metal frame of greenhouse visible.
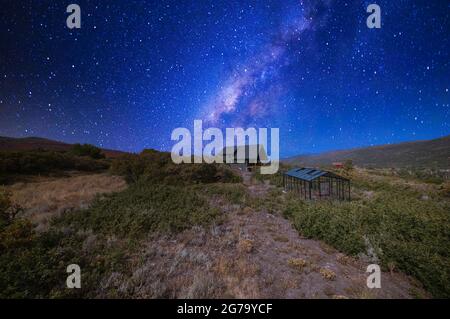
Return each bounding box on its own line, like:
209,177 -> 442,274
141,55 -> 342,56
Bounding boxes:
283,167 -> 350,201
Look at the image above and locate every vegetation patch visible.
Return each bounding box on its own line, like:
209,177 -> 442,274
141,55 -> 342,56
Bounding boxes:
280,170 -> 450,297
0,148 -> 237,298
55,181 -> 220,238
319,268 -> 336,281
287,258 -> 307,272
0,150 -> 108,184
0,188 -> 125,298
110,149 -> 242,185
195,183 -> 248,205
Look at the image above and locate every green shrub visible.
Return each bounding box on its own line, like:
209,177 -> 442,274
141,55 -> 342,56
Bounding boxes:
0,188 -> 23,228
110,150 -> 241,185
440,182 -> 450,198
195,183 -> 248,205
0,224 -> 130,298
343,159 -> 354,172
0,150 -> 109,181
70,144 -> 105,159
0,188 -> 82,298
396,168 -> 446,184
55,181 -> 220,237
0,189 -> 12,226
109,154 -> 148,183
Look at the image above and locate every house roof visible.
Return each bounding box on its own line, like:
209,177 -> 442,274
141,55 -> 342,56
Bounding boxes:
284,167 -> 349,181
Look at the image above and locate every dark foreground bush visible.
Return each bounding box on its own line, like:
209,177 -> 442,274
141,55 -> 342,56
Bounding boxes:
0,220 -> 132,298
70,143 -> 105,159
0,150 -> 109,183
0,189 -> 77,298
110,149 -> 242,185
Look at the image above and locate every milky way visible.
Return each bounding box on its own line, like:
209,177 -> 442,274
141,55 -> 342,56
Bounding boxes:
0,1 -> 448,157
202,1 -> 331,127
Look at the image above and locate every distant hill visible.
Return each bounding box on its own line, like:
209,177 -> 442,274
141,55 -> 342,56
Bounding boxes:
284,135 -> 450,168
0,136 -> 127,158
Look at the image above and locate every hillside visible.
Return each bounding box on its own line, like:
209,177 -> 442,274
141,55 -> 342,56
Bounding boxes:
285,135 -> 450,168
0,136 -> 126,158
2,145 -> 449,297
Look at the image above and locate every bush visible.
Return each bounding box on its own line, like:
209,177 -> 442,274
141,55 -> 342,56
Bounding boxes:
0,189 -> 80,298
70,144 -> 105,159
440,182 -> 450,198
55,181 -> 220,237
0,189 -> 12,225
0,188 -> 23,228
109,154 -> 147,184
282,186 -> 450,297
0,150 -> 109,181
195,183 -> 248,205
397,168 -> 446,184
110,150 -> 241,185
343,159 -> 354,171
0,225 -> 127,298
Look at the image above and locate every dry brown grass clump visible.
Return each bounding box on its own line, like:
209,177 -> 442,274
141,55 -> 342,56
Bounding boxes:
237,239 -> 254,253
287,258 -> 307,271
319,268 -> 337,281
7,173 -> 126,229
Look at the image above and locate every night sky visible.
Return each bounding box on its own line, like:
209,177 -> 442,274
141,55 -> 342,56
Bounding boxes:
0,1 -> 449,157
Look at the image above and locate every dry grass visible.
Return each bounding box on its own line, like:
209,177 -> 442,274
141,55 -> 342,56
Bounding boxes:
319,268 -> 337,281
287,258 -> 307,272
214,256 -> 261,298
273,234 -> 289,242
237,239 -> 254,253
7,173 -> 126,229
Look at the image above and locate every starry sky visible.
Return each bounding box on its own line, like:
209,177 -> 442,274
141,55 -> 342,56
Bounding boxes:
0,0 -> 449,157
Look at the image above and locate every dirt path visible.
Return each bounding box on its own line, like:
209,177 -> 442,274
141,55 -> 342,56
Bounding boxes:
221,206 -> 422,298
